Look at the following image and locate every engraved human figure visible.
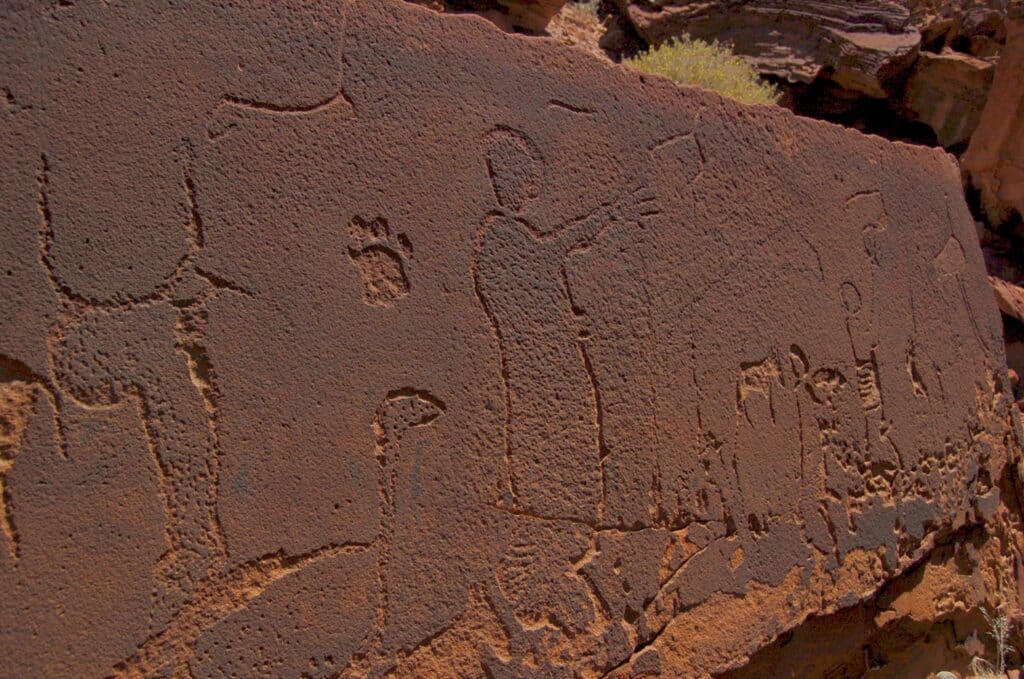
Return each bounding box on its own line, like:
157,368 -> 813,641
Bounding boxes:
732,355 -> 799,536
787,344 -> 857,557
825,192 -> 903,563
472,126 -> 657,642
472,126 -> 658,522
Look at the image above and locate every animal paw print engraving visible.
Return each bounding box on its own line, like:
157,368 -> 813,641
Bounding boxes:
348,216 -> 412,307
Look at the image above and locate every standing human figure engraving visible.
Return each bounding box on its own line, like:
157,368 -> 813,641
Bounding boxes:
472,126 -> 658,522
472,126 -> 657,641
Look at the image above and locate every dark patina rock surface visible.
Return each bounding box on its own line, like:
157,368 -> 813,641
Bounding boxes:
1,1 -> 1020,677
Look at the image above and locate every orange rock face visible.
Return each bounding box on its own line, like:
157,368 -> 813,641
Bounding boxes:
964,5 -> 1024,226
903,49 -> 994,147
0,1 -> 1021,677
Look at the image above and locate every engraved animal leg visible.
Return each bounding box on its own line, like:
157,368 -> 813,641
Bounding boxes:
53,305 -> 225,630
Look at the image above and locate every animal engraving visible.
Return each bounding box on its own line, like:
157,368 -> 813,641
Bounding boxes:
35,154 -> 252,631
737,357 -> 782,424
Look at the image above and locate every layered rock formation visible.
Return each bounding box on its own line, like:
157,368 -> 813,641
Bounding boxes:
964,4 -> 1024,227
605,0 -> 1011,149
611,0 -> 925,96
903,48 -> 994,147
610,0 -> 1006,89
1,1 -> 1022,677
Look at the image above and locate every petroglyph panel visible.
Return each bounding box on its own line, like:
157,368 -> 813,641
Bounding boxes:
0,0 -> 1016,676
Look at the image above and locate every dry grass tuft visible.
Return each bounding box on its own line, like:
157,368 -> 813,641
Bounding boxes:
967,656 -> 1005,678
625,36 -> 781,107
960,607 -> 1018,678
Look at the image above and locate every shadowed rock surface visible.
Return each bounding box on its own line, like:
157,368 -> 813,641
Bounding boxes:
903,48 -> 994,147
406,0 -> 569,31
1,1 -> 1022,677
965,4 -> 1024,227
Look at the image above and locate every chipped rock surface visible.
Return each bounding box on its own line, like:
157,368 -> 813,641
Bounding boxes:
0,1 -> 1022,677
991,275 -> 1024,323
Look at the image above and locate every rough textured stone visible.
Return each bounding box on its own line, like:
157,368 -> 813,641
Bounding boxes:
497,0 -> 568,31
903,49 -> 994,147
610,1 -> 1008,97
548,2 -> 611,59
964,4 -> 1024,227
612,0 -> 923,96
406,0 -> 568,31
991,275 -> 1024,323
0,1 -> 1021,677
915,1 -> 1009,53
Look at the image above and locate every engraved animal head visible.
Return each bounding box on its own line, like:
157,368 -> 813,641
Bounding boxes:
373,391 -> 445,447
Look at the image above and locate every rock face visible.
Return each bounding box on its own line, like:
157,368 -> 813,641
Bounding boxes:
991,275 -> 1024,323
1,1 -> 1021,677
613,0 -> 922,96
496,0 -> 568,31
407,0 -> 568,31
964,5 -> 1024,226
611,1 -> 1006,95
903,48 -> 994,147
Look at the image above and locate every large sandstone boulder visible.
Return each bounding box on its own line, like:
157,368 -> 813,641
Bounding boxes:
1,1 -> 1021,677
611,1 -> 1007,97
903,48 -> 994,147
914,0 -> 1010,52
496,0 -> 568,31
964,4 -> 1024,226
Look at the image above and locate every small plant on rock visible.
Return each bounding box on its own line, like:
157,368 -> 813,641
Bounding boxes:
983,606 -> 1013,676
624,36 -> 781,107
959,606 -> 1019,678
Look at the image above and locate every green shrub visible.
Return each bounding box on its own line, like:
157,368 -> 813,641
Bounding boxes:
625,37 -> 781,107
